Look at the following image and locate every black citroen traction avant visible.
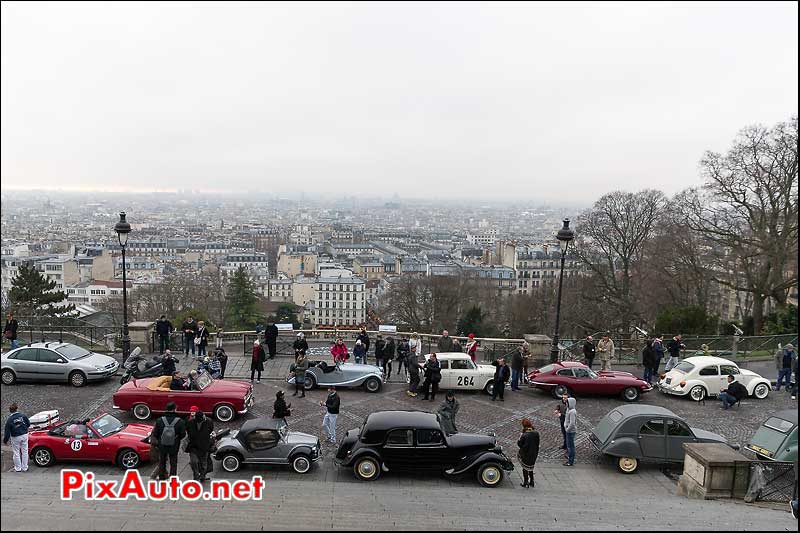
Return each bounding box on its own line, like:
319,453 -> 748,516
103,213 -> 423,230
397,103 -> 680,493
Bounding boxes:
334,410 -> 514,487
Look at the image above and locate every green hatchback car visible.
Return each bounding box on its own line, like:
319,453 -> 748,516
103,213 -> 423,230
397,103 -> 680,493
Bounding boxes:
746,409 -> 798,462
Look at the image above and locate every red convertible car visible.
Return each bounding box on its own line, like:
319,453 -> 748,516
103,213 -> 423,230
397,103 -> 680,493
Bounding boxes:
527,362 -> 652,401
29,412 -> 151,470
112,371 -> 254,422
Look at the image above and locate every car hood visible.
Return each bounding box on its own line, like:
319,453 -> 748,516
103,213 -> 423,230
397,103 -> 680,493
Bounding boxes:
284,431 -> 319,446
76,353 -> 118,368
109,424 -> 152,440
334,363 -> 381,373
691,428 -> 727,443
447,433 -> 496,450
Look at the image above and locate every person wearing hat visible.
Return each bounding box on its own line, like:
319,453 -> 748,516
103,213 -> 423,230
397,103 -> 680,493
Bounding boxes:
466,333 -> 479,362
273,391 -> 292,420
437,391 -> 459,434
774,343 -> 796,392
582,336 -> 596,369
185,405 -> 213,482
293,332 -> 309,362
597,333 -> 615,371
353,339 -> 367,365
251,340 -> 266,383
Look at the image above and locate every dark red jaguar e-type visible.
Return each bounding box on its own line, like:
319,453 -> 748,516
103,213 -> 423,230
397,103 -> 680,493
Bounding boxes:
527,361 -> 652,402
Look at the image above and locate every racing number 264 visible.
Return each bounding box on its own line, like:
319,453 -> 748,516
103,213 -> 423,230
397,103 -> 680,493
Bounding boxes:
456,376 -> 475,387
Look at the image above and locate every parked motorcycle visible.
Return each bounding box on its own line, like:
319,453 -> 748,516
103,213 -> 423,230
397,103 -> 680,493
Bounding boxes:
120,348 -> 179,384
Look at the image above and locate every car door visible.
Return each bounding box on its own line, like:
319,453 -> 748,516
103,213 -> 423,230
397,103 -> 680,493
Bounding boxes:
666,419 -> 696,461
437,360 -> 452,388
571,367 -> 598,394
638,419 -> 667,459
243,429 -> 281,463
414,428 -> 454,470
165,389 -> 198,414
381,428 -> 415,471
555,368 -> 577,392
52,423 -> 94,461
450,359 -> 477,389
697,365 -> 721,395
35,348 -> 69,382
8,348 -> 39,380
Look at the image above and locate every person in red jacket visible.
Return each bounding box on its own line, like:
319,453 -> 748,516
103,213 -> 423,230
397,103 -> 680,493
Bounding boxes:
331,337 -> 349,364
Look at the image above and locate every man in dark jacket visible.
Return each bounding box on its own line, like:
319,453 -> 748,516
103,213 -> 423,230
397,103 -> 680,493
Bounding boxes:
510,346 -> 524,391
437,330 -> 454,352
719,375 -> 747,409
420,354 -> 441,401
181,317 -> 197,356
374,334 -> 386,370
3,403 -> 30,472
665,334 -> 685,372
4,312 -> 19,350
642,340 -> 657,384
491,358 -> 511,401
155,315 -> 173,355
154,401 -> 187,479
652,335 -> 666,375
160,350 -> 177,376
582,336 -> 595,369
385,336 -> 398,379
265,322 -> 279,359
185,405 -> 213,482
356,326 -> 370,354
406,352 -> 420,397
320,387 -> 340,444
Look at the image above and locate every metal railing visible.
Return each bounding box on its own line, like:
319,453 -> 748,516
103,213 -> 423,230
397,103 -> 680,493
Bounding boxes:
744,461 -> 797,503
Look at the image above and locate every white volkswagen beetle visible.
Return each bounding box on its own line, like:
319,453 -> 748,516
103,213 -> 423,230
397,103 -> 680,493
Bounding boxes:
410,353 -> 497,394
657,356 -> 771,402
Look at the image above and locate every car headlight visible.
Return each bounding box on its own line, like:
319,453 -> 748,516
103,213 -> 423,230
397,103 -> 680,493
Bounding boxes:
94,366 -> 105,371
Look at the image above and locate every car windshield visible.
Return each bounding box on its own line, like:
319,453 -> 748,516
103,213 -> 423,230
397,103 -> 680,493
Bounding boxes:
55,344 -> 92,360
194,371 -> 213,390
593,409 -> 623,443
750,424 -> 790,455
91,414 -> 125,437
672,361 -> 695,374
276,418 -> 288,439
537,364 -> 556,373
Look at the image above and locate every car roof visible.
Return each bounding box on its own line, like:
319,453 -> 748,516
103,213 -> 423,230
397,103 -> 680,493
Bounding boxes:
681,356 -> 737,367
609,404 -> 677,419
365,410 -> 440,431
772,409 -> 798,425
557,361 -> 586,368
11,342 -> 71,350
238,417 -> 285,436
424,352 -> 470,359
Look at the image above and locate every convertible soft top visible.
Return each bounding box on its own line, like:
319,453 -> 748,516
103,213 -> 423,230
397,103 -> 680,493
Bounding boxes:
238,417 -> 286,438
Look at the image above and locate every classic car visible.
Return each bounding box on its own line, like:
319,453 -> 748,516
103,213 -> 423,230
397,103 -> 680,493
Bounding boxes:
28,412 -> 151,470
286,361 -> 383,393
527,361 -> 652,401
409,353 -> 497,394
112,370 -> 254,422
214,418 -> 321,474
2,342 -> 120,387
746,409 -> 798,462
590,404 -> 733,473
656,356 -> 772,402
335,410 -> 514,487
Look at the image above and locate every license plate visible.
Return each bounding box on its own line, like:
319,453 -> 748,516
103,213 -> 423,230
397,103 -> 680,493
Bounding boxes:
665,378 -> 672,385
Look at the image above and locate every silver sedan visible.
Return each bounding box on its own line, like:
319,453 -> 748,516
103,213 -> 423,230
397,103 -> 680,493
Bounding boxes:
1,342 -> 120,387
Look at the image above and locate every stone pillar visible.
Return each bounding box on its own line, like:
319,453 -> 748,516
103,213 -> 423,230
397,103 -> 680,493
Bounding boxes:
524,334 -> 553,369
677,443 -> 751,500
127,321 -> 155,354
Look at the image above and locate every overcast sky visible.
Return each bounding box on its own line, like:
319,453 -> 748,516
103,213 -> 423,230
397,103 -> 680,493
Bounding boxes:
1,1 -> 797,203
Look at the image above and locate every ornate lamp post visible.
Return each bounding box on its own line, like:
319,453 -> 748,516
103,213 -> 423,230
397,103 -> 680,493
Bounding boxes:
114,212 -> 132,362
549,219 -> 575,363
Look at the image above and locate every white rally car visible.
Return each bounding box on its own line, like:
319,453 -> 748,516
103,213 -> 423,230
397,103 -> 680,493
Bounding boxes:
410,352 -> 498,395
656,356 -> 772,402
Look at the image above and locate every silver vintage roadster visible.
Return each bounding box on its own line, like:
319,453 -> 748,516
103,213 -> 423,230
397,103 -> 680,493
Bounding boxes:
287,360 -> 384,393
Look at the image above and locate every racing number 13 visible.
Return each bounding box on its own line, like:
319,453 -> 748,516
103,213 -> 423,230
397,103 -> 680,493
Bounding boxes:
457,376 -> 474,387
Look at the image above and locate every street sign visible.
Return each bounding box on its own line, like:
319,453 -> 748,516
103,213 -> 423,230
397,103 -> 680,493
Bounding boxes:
276,323 -> 294,331
378,325 -> 397,333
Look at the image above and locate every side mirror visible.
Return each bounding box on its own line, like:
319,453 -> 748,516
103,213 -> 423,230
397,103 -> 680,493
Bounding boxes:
57,359 -> 66,364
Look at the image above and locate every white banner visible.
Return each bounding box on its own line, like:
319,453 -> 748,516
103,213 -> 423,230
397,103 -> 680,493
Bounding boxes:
378,325 -> 397,333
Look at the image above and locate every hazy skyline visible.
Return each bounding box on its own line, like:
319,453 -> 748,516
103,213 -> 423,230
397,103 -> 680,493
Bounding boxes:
1,1 -> 797,202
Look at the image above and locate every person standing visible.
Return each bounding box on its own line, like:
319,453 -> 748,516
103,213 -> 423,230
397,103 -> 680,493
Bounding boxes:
181,316 -> 197,356
273,391 -> 292,420
652,335 -> 665,376
406,352 -> 420,397
437,330 -> 454,352
563,397 -> 577,466
596,333 -> 615,371
320,387 -> 340,444
331,337 -> 349,364
185,405 -> 213,482
374,334 -> 386,371
215,328 -> 224,350
554,393 -> 569,450
437,391 -> 460,434
215,346 -> 228,379
3,312 -> 19,351
195,321 -> 210,359
409,333 -> 422,364
293,332 -> 309,361
452,336 -> 463,353
293,352 -> 309,397
3,403 -> 30,473
385,336 -> 399,379
154,401 -> 186,479
517,418 -> 540,488
160,350 -> 177,376
251,340 -> 266,383
491,357 -> 511,401
521,341 -> 531,384
466,333 -> 479,362
155,315 -> 173,355
265,322 -> 279,360
421,353 -> 441,401
642,339 -> 656,384
665,334 -> 685,372
510,346 -> 524,391
356,326 -> 370,358
353,340 -> 367,364
775,344 -> 796,392
582,336 -> 596,369
791,356 -> 798,401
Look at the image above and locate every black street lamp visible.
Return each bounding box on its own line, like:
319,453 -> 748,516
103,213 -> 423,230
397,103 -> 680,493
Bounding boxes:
114,212 -> 132,362
550,219 -> 575,363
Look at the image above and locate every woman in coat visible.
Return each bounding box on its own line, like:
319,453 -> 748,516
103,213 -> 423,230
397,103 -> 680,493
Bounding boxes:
331,337 -> 349,364
437,391 -> 459,434
272,391 -> 291,420
466,333 -> 479,362
517,418 -> 540,488
251,340 -> 266,383
196,321 -> 210,359
293,352 -> 309,398
293,332 -> 309,361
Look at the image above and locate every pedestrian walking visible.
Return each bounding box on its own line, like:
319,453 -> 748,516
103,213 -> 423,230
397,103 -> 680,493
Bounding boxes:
293,332 -> 309,361
521,341 -> 531,383
437,391 -> 459,434
385,336 -> 399,379
510,345 -> 524,391
466,333 -> 479,362
356,326 -> 370,357
273,391 -> 291,420
582,336 -> 596,369
353,340 -> 367,364
331,337 -> 349,364
652,335 -> 665,375
320,387 -> 340,444
642,339 -> 656,384
665,334 -> 685,372
719,374 -> 747,409
265,322 -> 279,360
774,344 -> 796,392
155,315 -> 173,355
3,403 -> 30,472
160,350 -> 177,376
181,316 -> 198,356
437,330 -> 454,352
420,353 -> 441,401
452,336 -> 463,353
491,357 -> 510,401
185,405 -> 213,482
251,340 -> 266,383
517,418 -> 540,488
597,333 -> 615,371
195,321 -> 210,359
3,312 -> 19,350
154,401 -> 186,479
374,334 -> 386,371
406,352 -> 420,396
293,352 -> 308,397
214,347 -> 228,379
563,397 -> 577,466
554,393 -> 569,450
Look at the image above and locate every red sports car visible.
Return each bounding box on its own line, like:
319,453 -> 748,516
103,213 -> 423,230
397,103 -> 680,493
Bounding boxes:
527,362 -> 652,401
29,413 -> 151,470
112,371 -> 254,422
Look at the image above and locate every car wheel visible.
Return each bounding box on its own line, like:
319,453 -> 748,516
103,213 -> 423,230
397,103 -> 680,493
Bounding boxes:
364,377 -> 381,393
752,383 -> 770,399
353,456 -> 381,481
622,387 -> 640,402
291,454 -> 312,474
117,448 -> 141,470
477,462 -> 504,487
33,447 -> 55,467
689,385 -> 706,402
552,384 -> 570,398
221,453 -> 242,472
69,371 -> 87,387
132,404 -> 151,420
214,404 -> 234,422
1,369 -> 16,385
483,380 -> 494,395
304,374 -> 316,391
617,457 -> 639,474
